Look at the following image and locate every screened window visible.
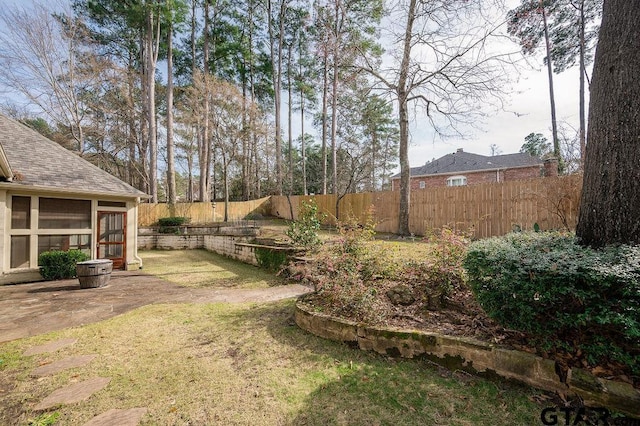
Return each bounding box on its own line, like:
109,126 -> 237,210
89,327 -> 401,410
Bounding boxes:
38,235 -> 91,258
446,176 -> 467,187
11,196 -> 31,229
39,198 -> 91,229
419,181 -> 426,189
10,236 -> 30,268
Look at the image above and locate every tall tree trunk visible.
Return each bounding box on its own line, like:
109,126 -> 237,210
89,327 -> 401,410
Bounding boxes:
249,1 -> 259,199
241,70 -> 249,201
541,2 -> 560,169
330,0 -> 340,194
371,130 -> 377,191
576,0 -> 640,247
578,0 -> 586,169
146,9 -> 160,203
287,44 -> 294,196
188,0 -> 197,202
397,0 -> 417,236
300,45 -> 307,196
200,0 -> 211,201
126,64 -> 137,188
166,23 -> 177,205
321,46 -> 329,195
269,0 -> 284,195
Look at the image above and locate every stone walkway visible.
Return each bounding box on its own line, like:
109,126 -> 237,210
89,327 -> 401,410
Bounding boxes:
5,271 -> 313,425
23,337 -> 146,425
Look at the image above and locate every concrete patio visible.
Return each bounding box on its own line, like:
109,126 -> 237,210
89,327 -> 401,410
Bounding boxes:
0,271 -> 312,343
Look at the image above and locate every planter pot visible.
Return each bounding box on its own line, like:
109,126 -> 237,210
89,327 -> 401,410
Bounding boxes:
76,259 -> 113,289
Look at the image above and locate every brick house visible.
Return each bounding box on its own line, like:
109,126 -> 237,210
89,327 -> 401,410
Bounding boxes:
0,113 -> 148,284
390,148 -> 558,191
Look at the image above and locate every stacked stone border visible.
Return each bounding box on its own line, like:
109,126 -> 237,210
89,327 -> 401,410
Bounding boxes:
295,302 -> 640,418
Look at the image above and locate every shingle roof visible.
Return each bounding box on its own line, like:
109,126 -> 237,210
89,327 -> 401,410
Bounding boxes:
392,150 -> 543,179
0,113 -> 147,198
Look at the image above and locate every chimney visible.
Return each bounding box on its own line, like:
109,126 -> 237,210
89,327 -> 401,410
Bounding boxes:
543,158 -> 559,177
456,148 -> 463,153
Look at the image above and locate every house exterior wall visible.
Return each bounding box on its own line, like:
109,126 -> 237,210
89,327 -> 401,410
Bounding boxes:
0,189 -> 142,285
391,165 -> 543,191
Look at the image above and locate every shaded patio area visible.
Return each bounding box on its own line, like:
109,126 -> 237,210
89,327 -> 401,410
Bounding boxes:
0,271 -> 312,343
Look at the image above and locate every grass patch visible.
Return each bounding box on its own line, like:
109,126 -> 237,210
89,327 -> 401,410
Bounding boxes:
0,301 -> 546,425
140,249 -> 284,289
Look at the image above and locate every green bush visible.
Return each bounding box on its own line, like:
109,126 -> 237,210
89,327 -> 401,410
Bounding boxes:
157,217 -> 189,227
465,232 -> 640,374
38,250 -> 89,280
158,217 -> 189,234
255,247 -> 289,272
286,199 -> 325,251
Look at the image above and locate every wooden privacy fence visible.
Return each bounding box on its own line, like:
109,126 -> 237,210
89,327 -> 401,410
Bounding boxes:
138,196 -> 272,226
270,175 -> 582,239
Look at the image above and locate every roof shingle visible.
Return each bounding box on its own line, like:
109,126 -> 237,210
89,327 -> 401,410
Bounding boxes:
392,150 -> 543,178
0,113 -> 147,198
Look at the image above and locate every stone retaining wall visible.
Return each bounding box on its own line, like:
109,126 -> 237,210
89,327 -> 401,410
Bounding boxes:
138,234 -> 204,250
295,302 -> 640,418
203,236 -> 257,266
137,233 -> 270,267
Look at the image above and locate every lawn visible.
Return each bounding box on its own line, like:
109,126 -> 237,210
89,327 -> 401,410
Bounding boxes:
0,301 -> 547,426
140,249 -> 285,289
0,249 -> 550,425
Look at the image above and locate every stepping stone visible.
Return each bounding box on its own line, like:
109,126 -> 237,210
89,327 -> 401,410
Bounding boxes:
82,408 -> 148,426
24,338 -> 78,356
34,377 -> 111,410
31,354 -> 97,377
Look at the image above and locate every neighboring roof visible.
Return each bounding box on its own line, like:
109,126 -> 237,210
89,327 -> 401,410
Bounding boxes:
391,149 -> 543,179
0,113 -> 148,198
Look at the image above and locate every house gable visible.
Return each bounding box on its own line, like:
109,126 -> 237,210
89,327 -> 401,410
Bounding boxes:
390,149 -> 545,190
0,113 -> 146,198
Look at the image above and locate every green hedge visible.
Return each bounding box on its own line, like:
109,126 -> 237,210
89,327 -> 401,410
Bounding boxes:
464,232 -> 640,375
39,250 -> 90,281
158,217 -> 189,234
255,247 -> 289,272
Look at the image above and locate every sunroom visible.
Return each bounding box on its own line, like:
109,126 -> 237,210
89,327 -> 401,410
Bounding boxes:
0,113 -> 148,285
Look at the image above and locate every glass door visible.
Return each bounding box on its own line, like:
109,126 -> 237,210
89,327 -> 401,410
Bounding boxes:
97,212 -> 126,269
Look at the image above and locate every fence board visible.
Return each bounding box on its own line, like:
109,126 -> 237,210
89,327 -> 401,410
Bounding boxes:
139,175 -> 582,239
138,197 -> 272,226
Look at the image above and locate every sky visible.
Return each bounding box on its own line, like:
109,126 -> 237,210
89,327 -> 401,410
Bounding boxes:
406,64 -> 584,165
0,0 -> 588,173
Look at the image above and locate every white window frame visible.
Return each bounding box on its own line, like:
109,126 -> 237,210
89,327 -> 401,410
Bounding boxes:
446,175 -> 467,187
419,181 -> 426,189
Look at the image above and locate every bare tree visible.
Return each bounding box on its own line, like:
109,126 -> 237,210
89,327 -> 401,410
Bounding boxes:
361,0 -> 518,235
0,1 -> 99,154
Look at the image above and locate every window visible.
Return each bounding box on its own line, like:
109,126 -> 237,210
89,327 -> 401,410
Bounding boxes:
419,181 -> 426,189
39,198 -> 91,229
98,200 -> 126,208
446,175 -> 467,187
11,196 -> 31,229
10,236 -> 30,268
38,235 -> 91,259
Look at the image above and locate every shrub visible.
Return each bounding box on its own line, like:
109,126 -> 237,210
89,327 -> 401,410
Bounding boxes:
335,207 -> 377,256
305,212 -> 386,323
286,199 -> 325,251
400,227 -> 470,309
255,247 -> 289,272
158,217 -> 189,234
157,216 -> 189,227
39,250 -> 89,280
465,232 -> 640,375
